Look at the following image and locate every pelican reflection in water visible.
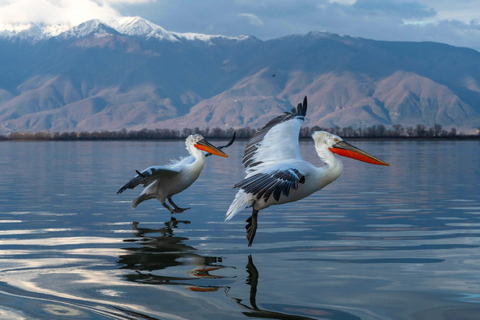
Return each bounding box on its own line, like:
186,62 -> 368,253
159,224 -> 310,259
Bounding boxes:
226,97 -> 389,246
117,133 -> 235,213
225,255 -> 361,320
121,221 -> 360,318
119,219 -> 229,291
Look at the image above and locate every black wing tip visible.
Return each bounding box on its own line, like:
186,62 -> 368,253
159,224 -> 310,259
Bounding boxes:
206,131 -> 237,157
117,182 -> 136,194
217,131 -> 237,150
296,96 -> 307,117
224,131 -> 236,148
118,171 -> 142,194
241,96 -> 307,169
237,169 -> 304,203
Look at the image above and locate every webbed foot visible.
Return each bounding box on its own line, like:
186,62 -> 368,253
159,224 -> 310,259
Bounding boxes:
168,197 -> 190,214
171,207 -> 190,214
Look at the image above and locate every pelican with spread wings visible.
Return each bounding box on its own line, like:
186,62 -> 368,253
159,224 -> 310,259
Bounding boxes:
118,133 -> 234,213
226,97 -> 389,246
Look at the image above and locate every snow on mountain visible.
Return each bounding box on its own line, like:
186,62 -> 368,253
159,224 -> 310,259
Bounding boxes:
109,16 -> 178,41
0,16 -> 248,43
107,17 -> 250,43
0,23 -> 30,38
56,19 -> 120,39
0,23 -> 71,41
172,31 -> 249,43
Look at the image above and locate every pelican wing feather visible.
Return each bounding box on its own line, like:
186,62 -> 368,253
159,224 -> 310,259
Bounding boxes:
242,97 -> 307,174
117,166 -> 180,194
234,167 -> 305,202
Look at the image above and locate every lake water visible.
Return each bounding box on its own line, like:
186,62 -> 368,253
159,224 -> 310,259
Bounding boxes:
0,139 -> 479,320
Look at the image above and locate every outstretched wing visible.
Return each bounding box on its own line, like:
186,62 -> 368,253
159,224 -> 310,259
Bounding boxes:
117,166 -> 180,194
235,165 -> 305,202
242,96 -> 307,174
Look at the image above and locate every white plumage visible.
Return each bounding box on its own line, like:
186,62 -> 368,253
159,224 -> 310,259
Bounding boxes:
118,134 -> 229,213
227,96 -> 389,246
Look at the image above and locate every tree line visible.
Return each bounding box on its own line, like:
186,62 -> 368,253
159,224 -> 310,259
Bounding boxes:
1,124 -> 478,141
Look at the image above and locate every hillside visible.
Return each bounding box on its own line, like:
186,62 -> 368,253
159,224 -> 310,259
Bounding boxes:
1,18 -> 479,134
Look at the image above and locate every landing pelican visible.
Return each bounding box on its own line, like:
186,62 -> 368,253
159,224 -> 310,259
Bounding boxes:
226,97 -> 389,246
118,134 -> 232,212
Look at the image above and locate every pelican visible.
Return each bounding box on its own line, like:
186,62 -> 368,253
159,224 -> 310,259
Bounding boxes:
118,134 -> 233,212
226,97 -> 389,246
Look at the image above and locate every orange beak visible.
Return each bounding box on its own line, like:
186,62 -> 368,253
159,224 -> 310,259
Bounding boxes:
329,141 -> 389,166
194,139 -> 229,158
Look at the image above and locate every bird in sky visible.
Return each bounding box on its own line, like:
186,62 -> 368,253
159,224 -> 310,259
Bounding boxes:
226,97 -> 389,246
118,134 -> 234,212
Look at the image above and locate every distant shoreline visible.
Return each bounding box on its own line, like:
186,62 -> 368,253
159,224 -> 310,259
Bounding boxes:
1,124 -> 479,141
2,137 -> 479,141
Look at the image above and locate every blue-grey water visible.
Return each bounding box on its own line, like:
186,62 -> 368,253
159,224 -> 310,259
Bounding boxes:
0,139 -> 479,320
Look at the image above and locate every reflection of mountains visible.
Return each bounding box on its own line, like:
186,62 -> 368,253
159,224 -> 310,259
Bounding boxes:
118,218 -> 229,291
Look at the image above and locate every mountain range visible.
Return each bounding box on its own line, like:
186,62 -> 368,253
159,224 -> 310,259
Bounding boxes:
1,16 -> 479,134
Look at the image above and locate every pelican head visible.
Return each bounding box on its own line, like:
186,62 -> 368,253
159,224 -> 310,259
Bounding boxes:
312,131 -> 389,166
186,134 -> 229,158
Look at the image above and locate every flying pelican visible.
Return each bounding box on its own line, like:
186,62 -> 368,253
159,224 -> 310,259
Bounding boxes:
118,134 -> 234,212
226,97 -> 389,246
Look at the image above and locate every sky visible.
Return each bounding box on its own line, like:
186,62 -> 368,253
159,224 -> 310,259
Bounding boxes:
1,0 -> 480,51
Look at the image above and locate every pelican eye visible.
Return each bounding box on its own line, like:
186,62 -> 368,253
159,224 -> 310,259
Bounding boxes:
333,138 -> 340,143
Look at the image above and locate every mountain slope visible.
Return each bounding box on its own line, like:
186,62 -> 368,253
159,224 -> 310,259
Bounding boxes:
0,18 -> 479,133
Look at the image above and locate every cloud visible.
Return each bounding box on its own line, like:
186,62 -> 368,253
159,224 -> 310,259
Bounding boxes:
0,0 -> 153,25
117,0 -> 480,50
329,0 -> 355,4
409,19 -> 480,50
239,13 -> 264,26
1,0 -> 480,51
419,0 -> 480,22
352,0 -> 436,19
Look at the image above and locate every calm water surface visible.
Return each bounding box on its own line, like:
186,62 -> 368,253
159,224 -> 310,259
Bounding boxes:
0,139 -> 479,320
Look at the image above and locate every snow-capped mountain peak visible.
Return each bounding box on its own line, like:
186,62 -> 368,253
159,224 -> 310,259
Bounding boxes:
171,32 -> 250,43
0,22 -> 71,41
110,16 -> 178,41
0,16 -> 250,44
57,19 -> 119,39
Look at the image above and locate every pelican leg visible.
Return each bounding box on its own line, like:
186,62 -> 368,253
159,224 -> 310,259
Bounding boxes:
168,197 -> 190,213
245,209 -> 259,247
161,201 -> 176,214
